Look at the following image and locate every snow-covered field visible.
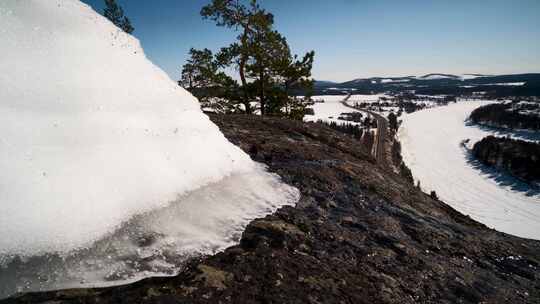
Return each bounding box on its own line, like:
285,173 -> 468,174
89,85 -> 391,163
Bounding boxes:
305,95 -> 364,125
347,94 -> 391,103
399,101 -> 540,240
0,0 -> 298,297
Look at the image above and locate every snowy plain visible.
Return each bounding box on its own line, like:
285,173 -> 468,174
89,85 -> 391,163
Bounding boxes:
304,94 -> 389,127
399,101 -> 540,240
0,0 -> 298,297
304,95 -> 363,126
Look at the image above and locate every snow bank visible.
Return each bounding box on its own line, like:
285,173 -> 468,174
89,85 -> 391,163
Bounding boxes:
0,0 -> 298,263
399,101 -> 540,240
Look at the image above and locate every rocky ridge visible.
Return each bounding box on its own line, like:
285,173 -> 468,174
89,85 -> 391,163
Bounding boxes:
3,115 -> 539,304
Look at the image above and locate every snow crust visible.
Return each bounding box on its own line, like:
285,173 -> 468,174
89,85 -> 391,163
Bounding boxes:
399,101 -> 540,240
0,0 -> 298,263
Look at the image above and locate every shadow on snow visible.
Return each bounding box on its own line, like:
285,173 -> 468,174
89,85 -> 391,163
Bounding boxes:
462,148 -> 540,197
465,120 -> 540,143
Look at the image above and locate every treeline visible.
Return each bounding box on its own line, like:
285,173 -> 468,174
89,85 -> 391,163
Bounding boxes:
391,140 -> 414,184
337,112 -> 378,129
180,0 -> 315,120
469,103 -> 540,130
315,120 -> 379,155
472,136 -> 540,183
338,112 -> 364,123
316,120 -> 364,140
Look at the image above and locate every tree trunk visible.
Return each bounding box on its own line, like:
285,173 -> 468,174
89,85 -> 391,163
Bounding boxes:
284,82 -> 290,115
239,28 -> 251,114
259,69 -> 265,115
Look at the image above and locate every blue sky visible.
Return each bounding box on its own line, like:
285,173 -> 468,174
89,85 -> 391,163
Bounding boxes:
81,0 -> 540,82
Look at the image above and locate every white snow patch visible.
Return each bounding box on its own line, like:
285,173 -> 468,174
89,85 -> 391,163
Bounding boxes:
460,74 -> 490,80
380,79 -> 410,83
484,82 -> 526,86
418,74 -> 458,80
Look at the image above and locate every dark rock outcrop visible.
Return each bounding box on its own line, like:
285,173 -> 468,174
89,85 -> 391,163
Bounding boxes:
3,115 -> 539,304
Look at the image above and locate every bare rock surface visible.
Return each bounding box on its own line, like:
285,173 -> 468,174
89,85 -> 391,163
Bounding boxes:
3,114 -> 539,304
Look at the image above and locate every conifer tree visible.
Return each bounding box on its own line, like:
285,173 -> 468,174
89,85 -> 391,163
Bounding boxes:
199,0 -> 315,118
388,112 -> 399,132
103,0 -> 134,34
181,48 -> 240,112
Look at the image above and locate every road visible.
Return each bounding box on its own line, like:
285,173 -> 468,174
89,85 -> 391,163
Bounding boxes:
341,95 -> 389,167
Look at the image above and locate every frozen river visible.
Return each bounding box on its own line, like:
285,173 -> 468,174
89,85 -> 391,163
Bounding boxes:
399,100 -> 540,240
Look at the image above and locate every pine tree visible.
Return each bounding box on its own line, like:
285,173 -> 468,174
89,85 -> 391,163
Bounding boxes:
388,112 -> 399,132
180,48 -> 240,112
103,0 -> 134,34
200,0 -> 315,118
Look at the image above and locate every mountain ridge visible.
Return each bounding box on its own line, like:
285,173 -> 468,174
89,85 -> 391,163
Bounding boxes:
312,73 -> 540,96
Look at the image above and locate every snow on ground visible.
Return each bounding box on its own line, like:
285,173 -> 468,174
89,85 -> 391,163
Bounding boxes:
487,82 -> 526,86
461,82 -> 526,87
304,94 -> 399,124
417,74 -> 459,80
376,106 -> 400,117
305,95 -> 364,126
0,0 -> 298,296
348,94 -> 392,103
399,101 -> 540,240
380,79 -> 410,83
460,74 -> 487,80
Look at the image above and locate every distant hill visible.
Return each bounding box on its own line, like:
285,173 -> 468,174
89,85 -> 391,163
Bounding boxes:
312,73 -> 540,96
313,80 -> 338,86
417,73 -> 461,80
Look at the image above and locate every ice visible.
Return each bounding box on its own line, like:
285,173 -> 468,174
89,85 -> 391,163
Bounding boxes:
0,168 -> 298,297
398,101 -> 540,240
0,0 -> 298,267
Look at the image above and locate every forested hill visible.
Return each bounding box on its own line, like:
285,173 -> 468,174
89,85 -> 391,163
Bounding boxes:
473,136 -> 540,184
469,102 -> 540,131
313,73 -> 540,96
